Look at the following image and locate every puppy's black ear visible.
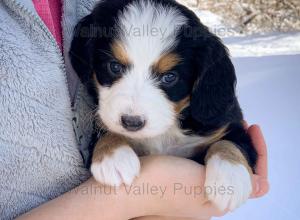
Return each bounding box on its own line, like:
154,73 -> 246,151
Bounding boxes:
191,34 -> 241,127
69,14 -> 95,84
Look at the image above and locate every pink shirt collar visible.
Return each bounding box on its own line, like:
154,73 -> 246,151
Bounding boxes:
32,0 -> 63,51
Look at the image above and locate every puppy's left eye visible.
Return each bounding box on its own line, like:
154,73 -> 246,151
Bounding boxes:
108,61 -> 124,76
160,72 -> 178,86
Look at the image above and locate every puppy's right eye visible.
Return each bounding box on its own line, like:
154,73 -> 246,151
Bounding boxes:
108,61 -> 124,76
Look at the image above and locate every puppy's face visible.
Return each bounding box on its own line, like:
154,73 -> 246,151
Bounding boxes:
93,1 -> 192,139
70,0 -> 237,138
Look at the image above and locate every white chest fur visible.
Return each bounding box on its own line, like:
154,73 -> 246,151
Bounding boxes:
130,125 -> 210,158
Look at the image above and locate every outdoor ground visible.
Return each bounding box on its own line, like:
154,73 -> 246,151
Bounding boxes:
179,0 -> 300,34
177,1 -> 300,219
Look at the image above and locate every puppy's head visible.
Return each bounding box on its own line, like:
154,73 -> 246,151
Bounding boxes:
70,0 -> 237,139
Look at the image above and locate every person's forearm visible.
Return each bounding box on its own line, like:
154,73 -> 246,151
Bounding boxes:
16,178 -> 138,220
17,156 -> 221,220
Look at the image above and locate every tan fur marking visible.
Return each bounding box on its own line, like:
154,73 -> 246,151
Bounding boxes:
92,133 -> 129,162
154,53 -> 181,73
205,140 -> 252,174
111,41 -> 131,65
174,96 -> 190,113
208,126 -> 228,145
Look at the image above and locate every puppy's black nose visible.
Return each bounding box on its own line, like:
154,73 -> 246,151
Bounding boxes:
121,115 -> 145,131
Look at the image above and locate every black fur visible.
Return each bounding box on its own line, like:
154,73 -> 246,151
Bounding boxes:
70,0 -> 257,171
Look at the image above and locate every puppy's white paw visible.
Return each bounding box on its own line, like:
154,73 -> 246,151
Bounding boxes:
205,155 -> 252,211
91,146 -> 140,186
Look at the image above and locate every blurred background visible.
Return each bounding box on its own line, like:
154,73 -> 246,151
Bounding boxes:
181,0 -> 300,34
178,0 -> 300,219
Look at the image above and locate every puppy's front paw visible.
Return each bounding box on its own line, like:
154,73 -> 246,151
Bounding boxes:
91,146 -> 140,186
205,155 -> 252,211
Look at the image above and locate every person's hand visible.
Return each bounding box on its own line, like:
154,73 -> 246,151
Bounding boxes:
247,124 -> 270,198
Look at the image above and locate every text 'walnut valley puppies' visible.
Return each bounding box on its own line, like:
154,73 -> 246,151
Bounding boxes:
70,0 -> 257,212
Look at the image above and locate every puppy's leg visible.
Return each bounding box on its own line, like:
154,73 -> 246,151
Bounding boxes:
91,133 -> 140,186
204,140 -> 253,211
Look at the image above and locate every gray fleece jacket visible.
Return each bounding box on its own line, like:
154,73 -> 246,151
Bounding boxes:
0,0 -> 100,219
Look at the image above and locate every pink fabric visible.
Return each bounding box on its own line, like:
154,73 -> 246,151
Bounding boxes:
32,0 -> 63,51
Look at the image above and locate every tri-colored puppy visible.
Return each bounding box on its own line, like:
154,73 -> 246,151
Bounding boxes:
70,0 -> 257,211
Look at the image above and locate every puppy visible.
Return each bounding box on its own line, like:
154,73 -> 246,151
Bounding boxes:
70,0 -> 257,211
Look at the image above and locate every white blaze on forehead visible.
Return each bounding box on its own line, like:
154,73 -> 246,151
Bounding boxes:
116,1 -> 187,69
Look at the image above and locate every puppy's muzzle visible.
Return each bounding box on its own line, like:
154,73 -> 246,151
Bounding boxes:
121,115 -> 146,132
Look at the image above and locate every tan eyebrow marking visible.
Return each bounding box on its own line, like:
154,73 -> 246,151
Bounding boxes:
154,53 -> 181,74
111,41 -> 131,65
